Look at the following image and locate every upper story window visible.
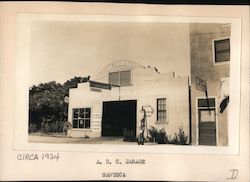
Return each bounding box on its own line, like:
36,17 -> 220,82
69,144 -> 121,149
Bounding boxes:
109,70 -> 132,87
213,38 -> 230,63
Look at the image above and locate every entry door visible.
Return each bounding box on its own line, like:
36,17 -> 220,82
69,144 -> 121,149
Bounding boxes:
102,100 -> 136,137
198,98 -> 217,146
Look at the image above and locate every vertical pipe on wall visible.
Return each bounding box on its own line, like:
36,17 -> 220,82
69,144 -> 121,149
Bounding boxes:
188,77 -> 192,145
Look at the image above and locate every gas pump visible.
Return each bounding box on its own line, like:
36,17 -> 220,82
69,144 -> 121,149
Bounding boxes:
138,107 -> 146,145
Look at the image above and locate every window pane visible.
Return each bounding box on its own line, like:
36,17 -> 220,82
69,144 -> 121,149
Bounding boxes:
85,108 -> 91,118
163,103 -> 166,110
109,72 -> 119,86
79,109 -> 84,118
73,109 -> 78,118
163,99 -> 166,110
85,119 -> 90,129
159,111 -> 166,122
200,110 -> 215,122
79,119 -> 84,128
158,104 -> 161,110
215,39 -> 230,52
73,119 -> 78,128
198,98 -> 215,107
216,52 -> 230,62
120,70 -> 131,86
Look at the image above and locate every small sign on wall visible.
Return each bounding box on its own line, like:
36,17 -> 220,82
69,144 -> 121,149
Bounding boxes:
92,114 -> 101,132
90,88 -> 102,92
89,81 -> 112,90
92,126 -> 101,132
92,113 -> 102,117
196,77 -> 207,92
141,105 -> 154,117
92,122 -> 101,132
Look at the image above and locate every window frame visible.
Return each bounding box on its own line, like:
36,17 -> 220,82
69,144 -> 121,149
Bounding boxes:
156,98 -> 167,123
108,69 -> 132,87
72,108 -> 91,129
212,37 -> 230,65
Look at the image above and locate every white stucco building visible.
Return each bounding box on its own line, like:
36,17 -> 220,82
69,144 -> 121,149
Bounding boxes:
67,60 -> 190,141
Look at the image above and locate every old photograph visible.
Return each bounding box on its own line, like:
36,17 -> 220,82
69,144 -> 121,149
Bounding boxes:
1,3 -> 249,181
28,20 -> 231,146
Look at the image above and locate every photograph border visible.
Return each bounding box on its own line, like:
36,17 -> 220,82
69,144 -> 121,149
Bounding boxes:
0,3 -> 249,181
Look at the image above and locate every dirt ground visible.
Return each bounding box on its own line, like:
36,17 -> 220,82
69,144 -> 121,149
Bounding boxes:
28,134 -> 142,145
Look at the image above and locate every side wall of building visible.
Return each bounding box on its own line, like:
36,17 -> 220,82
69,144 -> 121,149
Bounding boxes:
135,78 -> 190,140
190,23 -> 230,146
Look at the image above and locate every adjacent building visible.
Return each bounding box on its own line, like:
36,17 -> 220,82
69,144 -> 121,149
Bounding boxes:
190,23 -> 230,146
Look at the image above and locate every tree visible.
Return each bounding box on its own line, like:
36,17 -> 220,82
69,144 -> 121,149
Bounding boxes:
62,76 -> 90,96
29,81 -> 66,131
29,76 -> 90,133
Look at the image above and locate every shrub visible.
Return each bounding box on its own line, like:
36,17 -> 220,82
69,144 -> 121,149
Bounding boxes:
148,126 -> 189,145
123,129 -> 136,142
148,126 -> 169,144
28,123 -> 38,133
40,121 -> 47,133
40,119 -> 64,133
148,126 -> 158,142
170,128 -> 188,145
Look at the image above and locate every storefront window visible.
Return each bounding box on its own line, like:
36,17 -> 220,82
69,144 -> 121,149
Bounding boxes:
157,98 -> 166,122
72,108 -> 91,129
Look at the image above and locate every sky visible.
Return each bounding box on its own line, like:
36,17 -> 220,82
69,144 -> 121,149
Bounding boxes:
30,21 -> 191,86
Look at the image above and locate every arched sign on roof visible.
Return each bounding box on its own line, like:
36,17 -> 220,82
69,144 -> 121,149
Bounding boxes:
99,59 -> 145,74
92,59 -> 162,81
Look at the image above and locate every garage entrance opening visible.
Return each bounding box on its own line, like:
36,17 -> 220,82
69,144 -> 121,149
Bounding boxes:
102,100 -> 137,137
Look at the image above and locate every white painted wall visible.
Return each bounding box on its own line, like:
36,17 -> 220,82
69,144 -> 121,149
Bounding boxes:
68,63 -> 190,140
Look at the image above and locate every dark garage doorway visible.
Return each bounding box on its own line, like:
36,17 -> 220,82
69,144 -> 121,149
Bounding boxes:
102,100 -> 137,137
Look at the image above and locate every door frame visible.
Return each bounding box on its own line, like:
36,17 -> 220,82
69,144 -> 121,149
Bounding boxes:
196,96 -> 219,146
